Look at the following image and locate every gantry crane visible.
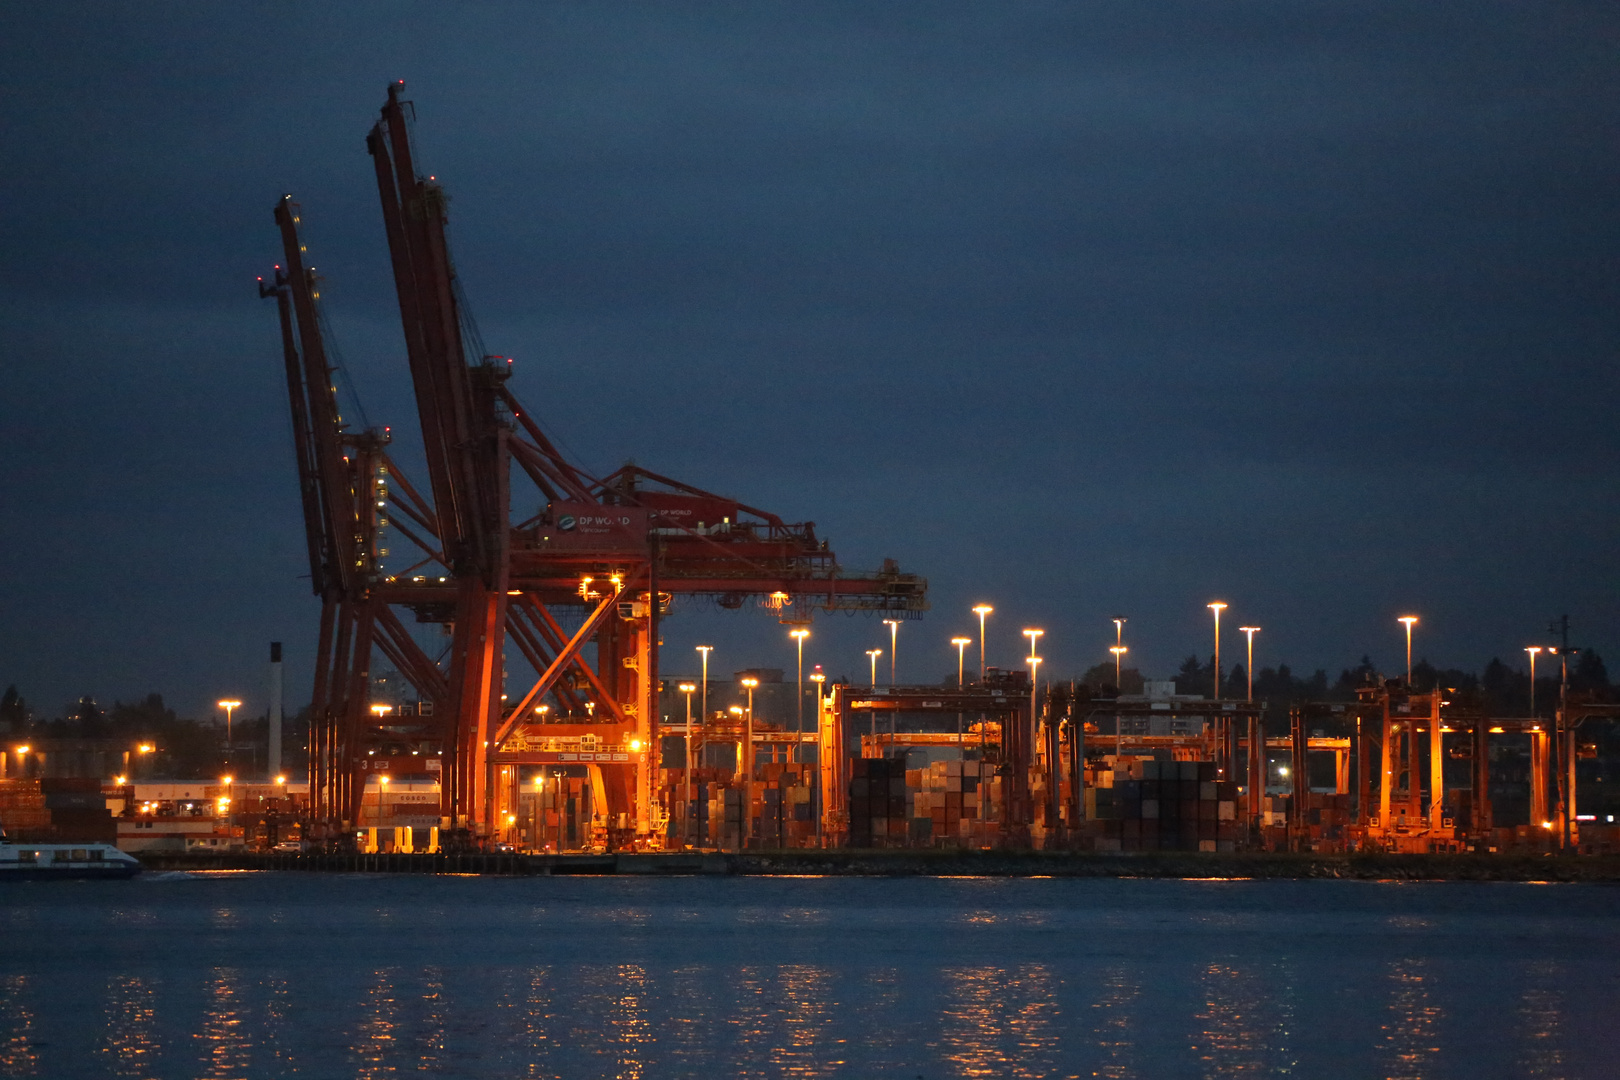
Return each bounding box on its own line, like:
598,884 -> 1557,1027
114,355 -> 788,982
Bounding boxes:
266,83 -> 926,848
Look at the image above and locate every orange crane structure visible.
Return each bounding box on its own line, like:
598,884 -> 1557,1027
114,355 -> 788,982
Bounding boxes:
263,83 -> 926,848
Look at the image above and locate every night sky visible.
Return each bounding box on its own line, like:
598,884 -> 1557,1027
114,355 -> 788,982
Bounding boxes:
3,4 -> 1616,722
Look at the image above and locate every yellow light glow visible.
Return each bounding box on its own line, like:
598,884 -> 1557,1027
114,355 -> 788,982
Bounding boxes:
221,775 -> 233,785
628,739 -> 644,752
790,629 -> 809,641
729,706 -> 744,715
678,682 -> 697,693
1398,616 -> 1419,627
972,604 -> 994,617
14,745 -> 29,755
1489,726 -> 1505,733
741,677 -> 759,688
114,775 -> 127,785
378,775 -> 389,786
275,775 -> 287,785
217,699 -> 242,709
137,743 -> 154,753
1207,602 -> 1227,612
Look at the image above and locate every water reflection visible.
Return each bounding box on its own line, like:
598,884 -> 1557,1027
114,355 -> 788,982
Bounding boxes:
412,965 -> 448,1073
772,964 -> 833,1077
937,964 -> 1059,1078
261,975 -> 295,1075
1191,961 -> 1292,1077
199,967 -> 250,1079
102,974 -> 161,1079
353,968 -> 399,1079
0,975 -> 39,1078
1380,958 -> 1442,1079
609,964 -> 651,1080
1090,963 -> 1139,1080
1515,959 -> 1566,1079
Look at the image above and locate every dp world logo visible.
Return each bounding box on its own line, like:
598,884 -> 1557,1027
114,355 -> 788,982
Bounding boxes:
558,515 -> 577,532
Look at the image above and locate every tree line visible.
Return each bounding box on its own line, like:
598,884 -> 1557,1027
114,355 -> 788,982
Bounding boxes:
0,686 -> 311,780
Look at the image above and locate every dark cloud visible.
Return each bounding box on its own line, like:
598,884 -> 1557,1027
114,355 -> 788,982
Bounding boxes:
1,3 -> 1615,717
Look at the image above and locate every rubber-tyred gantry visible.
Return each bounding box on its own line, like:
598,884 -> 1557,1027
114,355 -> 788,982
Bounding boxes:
263,83 -> 927,848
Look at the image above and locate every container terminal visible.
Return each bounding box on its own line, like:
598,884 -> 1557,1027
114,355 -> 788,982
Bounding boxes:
3,85 -> 1616,867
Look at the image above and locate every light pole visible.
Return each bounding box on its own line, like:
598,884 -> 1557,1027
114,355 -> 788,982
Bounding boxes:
1110,645 -> 1127,688
1239,627 -> 1260,702
696,643 -> 712,734
952,637 -> 972,754
883,619 -> 901,685
1525,646 -> 1542,717
810,667 -> 826,845
741,676 -> 758,847
1024,631 -> 1044,782
790,628 -> 810,752
1398,616 -> 1419,685
1207,603 -> 1226,699
679,681 -> 697,846
217,700 -> 242,766
865,649 -> 882,756
1028,652 -> 1043,787
952,637 -> 972,687
973,605 -> 994,678
1113,616 -> 1127,661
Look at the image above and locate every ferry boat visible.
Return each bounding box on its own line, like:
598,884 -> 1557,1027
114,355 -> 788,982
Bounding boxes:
0,839 -> 143,880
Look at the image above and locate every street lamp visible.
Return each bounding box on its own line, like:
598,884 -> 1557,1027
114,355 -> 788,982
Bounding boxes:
790,628 -> 810,745
951,637 -> 972,687
973,605 -> 994,678
1028,653 -> 1043,772
741,676 -> 759,846
1023,629 -> 1043,669
1525,646 -> 1542,717
952,636 -> 973,754
217,700 -> 242,766
679,681 -> 697,845
1398,616 -> 1419,685
1024,631 -> 1044,769
883,619 -> 901,685
1110,646 -> 1128,688
867,649 -> 882,689
1207,603 -> 1226,699
1239,627 -> 1261,702
696,645 -> 712,738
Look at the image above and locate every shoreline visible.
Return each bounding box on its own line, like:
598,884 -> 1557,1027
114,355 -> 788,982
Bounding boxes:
133,849 -> 1620,883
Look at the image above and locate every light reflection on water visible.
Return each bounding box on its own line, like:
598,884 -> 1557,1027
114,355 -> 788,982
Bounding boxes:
102,974 -> 161,1080
1381,958 -> 1442,1079
1516,959 -> 1567,1079
3,876 -> 1617,1078
0,975 -> 38,1078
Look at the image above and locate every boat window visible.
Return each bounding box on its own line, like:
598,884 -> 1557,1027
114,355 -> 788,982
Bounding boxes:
88,849 -> 103,861
71,849 -> 88,861
18,850 -> 36,864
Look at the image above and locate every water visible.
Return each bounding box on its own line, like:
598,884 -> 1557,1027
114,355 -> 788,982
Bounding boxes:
2,873 -> 1616,1078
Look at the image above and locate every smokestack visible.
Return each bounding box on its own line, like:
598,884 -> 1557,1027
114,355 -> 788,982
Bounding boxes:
269,642 -> 283,780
